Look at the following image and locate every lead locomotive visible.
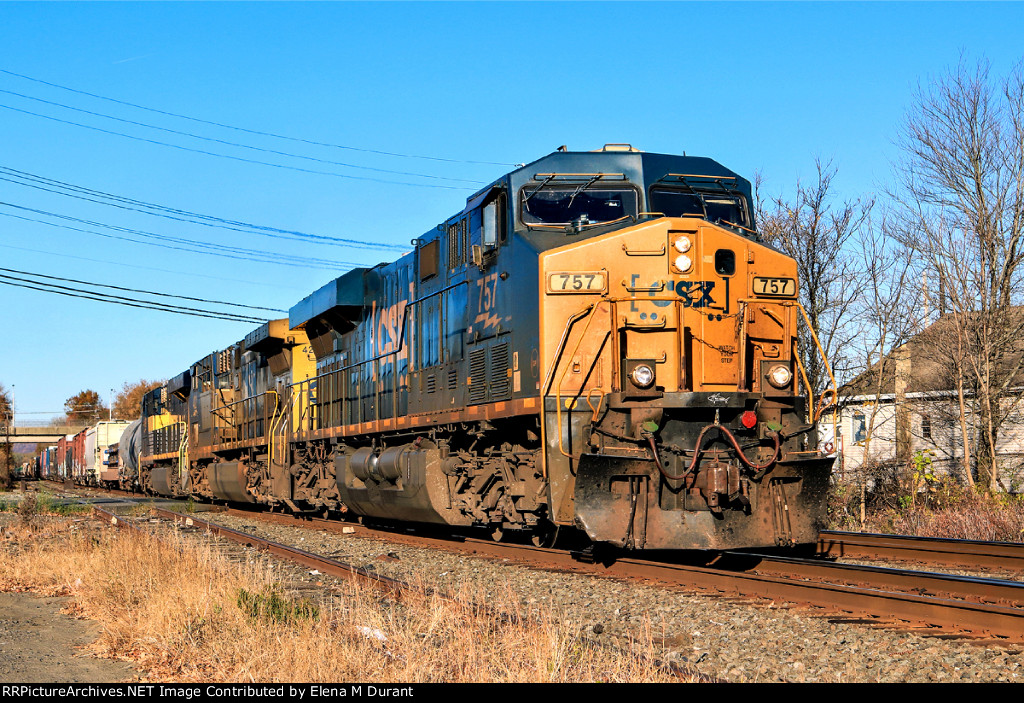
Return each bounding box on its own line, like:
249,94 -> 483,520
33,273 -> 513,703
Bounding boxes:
129,145 -> 835,550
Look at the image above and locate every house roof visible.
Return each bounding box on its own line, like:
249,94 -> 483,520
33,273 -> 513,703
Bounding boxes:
841,311 -> 1024,398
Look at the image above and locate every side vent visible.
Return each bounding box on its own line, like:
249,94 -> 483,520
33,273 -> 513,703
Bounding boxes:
448,368 -> 458,391
468,342 -> 512,405
469,348 -> 488,404
489,341 -> 511,400
426,373 -> 437,394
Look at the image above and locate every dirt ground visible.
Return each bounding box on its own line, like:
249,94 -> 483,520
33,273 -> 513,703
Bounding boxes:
0,591 -> 141,683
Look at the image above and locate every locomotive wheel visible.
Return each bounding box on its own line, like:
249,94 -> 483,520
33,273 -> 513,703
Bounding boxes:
530,522 -> 560,549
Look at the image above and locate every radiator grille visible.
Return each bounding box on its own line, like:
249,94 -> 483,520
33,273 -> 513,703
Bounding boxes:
469,348 -> 487,404
490,341 -> 510,399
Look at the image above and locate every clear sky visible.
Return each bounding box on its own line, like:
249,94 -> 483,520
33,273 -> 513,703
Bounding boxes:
2,1 -> 1022,423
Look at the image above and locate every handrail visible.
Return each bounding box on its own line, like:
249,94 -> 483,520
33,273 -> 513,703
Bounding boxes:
555,306 -> 609,458
735,297 -> 839,434
176,422 -> 188,489
291,280 -> 466,392
265,390 -> 281,466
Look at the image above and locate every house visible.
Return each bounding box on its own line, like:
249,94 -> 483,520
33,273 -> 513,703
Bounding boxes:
833,314 -> 1024,492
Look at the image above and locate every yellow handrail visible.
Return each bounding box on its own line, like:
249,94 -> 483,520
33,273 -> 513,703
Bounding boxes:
265,390 -> 282,467
176,422 -> 188,490
554,305 -> 607,459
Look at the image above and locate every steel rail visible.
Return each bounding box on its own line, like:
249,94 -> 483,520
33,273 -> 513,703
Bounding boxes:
89,503 -> 414,599
88,504 -> 712,682
731,552 -> 1024,607
221,509 -> 1024,642
819,530 -> 1024,570
82,487 -> 1024,642
607,555 -> 1024,642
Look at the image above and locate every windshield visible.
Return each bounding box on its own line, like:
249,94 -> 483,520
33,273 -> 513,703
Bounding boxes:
520,186 -> 638,226
649,187 -> 749,228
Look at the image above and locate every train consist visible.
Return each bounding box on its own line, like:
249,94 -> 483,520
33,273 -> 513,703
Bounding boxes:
36,419 -> 134,485
64,146 -> 838,550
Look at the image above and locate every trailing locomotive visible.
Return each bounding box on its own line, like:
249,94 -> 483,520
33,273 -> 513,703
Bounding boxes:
134,145 -> 836,550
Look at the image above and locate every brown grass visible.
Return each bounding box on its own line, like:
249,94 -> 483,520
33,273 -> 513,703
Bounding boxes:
832,484 -> 1024,542
0,518 -> 681,683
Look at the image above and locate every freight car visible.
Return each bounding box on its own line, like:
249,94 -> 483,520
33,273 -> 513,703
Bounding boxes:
136,145 -> 836,551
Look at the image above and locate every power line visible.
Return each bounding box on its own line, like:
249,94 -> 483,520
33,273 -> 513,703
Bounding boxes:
0,266 -> 286,313
0,272 -> 268,323
0,165 -> 409,252
0,203 -> 363,270
0,68 -> 517,167
0,241 -> 309,291
0,88 -> 488,185
0,103 -> 476,191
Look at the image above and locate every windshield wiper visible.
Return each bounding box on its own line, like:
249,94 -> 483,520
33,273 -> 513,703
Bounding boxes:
521,174 -> 557,210
565,174 -> 604,208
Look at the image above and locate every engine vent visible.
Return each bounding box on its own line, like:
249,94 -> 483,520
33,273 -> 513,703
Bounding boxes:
490,341 -> 510,399
469,348 -> 487,404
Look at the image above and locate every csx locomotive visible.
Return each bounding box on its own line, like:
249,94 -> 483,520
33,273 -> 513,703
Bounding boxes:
125,145 -> 835,550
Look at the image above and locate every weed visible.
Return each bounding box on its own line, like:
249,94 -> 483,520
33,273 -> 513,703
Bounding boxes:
0,520 -> 680,682
17,494 -> 39,527
235,586 -> 319,625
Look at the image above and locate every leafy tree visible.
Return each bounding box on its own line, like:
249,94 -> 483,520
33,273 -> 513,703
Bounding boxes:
64,389 -> 103,425
111,379 -> 163,421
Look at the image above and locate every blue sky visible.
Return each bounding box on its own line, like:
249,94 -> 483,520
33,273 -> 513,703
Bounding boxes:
2,2 -> 1022,422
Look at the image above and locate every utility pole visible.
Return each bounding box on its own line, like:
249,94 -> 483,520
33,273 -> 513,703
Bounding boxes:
1,385 -> 12,490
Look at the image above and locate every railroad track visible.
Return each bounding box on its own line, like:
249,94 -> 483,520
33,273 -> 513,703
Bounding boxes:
210,507 -> 1024,646
87,503 -> 716,683
62,483 -> 1024,646
818,530 -> 1024,571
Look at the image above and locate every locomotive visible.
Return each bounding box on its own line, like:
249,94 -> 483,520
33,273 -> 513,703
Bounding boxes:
130,145 -> 835,550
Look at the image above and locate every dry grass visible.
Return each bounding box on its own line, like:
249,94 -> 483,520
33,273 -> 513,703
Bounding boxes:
834,484 -> 1024,542
861,499 -> 1024,542
0,518 -> 681,683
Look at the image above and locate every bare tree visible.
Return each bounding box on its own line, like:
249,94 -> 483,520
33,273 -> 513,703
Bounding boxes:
758,159 -> 874,398
844,218 -> 921,518
888,57 -> 1024,494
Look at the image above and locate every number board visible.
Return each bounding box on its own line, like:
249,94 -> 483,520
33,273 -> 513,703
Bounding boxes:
546,271 -> 607,294
752,277 -> 796,297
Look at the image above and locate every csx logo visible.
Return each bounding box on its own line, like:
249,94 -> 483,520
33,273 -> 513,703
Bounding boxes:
629,275 -> 717,309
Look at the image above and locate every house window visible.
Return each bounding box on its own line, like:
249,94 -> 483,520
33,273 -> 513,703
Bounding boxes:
852,411 -> 866,443
921,414 -> 932,441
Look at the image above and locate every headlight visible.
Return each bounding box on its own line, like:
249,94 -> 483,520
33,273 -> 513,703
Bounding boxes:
767,364 -> 793,389
630,364 -> 655,389
673,254 -> 693,272
673,236 -> 692,253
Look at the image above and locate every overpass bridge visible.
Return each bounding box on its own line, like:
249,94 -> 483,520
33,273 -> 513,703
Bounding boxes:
0,426 -> 88,444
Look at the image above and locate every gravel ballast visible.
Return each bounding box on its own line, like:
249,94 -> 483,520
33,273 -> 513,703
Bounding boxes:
181,509 -> 1023,683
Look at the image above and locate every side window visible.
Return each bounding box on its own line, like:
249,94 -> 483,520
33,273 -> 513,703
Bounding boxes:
482,193 -> 507,250
419,239 -> 439,281
483,202 -> 497,249
852,411 -> 866,444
